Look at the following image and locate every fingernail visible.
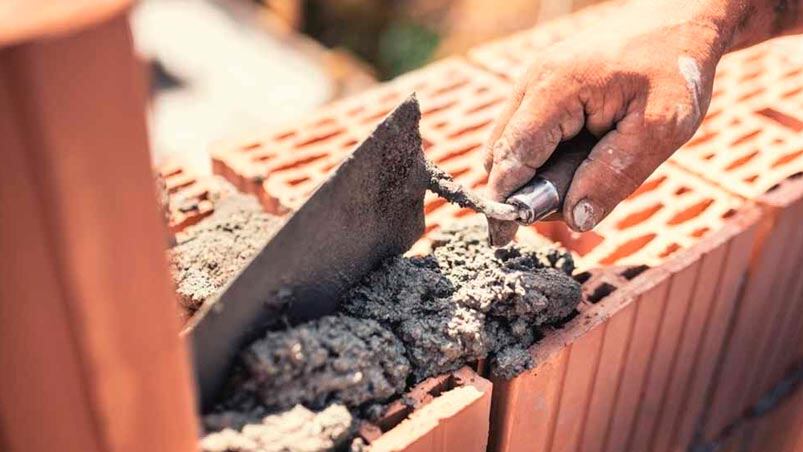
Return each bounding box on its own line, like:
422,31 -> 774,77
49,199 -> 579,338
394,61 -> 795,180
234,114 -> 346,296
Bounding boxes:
572,199 -> 599,232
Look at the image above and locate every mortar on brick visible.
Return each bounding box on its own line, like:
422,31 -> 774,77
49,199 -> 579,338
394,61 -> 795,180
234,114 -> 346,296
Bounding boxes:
168,192 -> 282,317
341,221 -> 581,380
209,315 -> 411,417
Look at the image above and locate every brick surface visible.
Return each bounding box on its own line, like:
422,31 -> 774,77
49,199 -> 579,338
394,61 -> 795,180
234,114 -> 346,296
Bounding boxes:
210,58 -> 510,216
362,367 -> 492,452
488,206 -> 760,452
157,160 -> 238,234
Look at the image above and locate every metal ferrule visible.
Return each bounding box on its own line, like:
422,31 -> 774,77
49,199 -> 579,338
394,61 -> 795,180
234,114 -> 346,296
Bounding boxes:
506,177 -> 560,225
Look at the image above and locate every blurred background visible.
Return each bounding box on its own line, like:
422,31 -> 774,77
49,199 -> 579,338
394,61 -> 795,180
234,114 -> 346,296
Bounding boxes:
132,0 -> 604,174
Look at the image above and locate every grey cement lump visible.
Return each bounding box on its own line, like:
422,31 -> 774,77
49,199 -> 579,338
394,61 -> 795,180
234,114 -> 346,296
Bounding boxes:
214,315 -> 411,415
168,192 -> 281,316
200,404 -> 353,452
341,223 -> 580,380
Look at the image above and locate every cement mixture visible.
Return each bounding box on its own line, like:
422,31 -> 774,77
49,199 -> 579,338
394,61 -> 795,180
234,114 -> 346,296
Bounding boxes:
342,222 -> 580,380
200,404 -> 354,452
168,193 -> 282,316
210,315 -> 411,417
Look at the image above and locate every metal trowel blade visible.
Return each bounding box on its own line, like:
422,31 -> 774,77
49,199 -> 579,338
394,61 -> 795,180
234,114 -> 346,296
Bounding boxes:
184,95 -> 428,408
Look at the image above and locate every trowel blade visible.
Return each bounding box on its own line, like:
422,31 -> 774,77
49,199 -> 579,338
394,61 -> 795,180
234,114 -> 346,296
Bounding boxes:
184,96 -> 428,409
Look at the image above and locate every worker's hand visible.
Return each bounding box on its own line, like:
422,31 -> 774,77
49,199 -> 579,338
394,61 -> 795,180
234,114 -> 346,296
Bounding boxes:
484,1 -> 730,237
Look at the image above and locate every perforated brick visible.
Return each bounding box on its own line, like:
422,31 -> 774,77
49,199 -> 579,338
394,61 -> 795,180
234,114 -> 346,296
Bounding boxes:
673,40 -> 803,199
466,1 -> 620,81
210,58 -> 511,216
157,161 -> 237,234
360,367 -> 492,452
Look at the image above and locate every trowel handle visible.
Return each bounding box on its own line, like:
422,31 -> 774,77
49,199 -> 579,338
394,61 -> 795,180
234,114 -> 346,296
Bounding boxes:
506,129 -> 597,224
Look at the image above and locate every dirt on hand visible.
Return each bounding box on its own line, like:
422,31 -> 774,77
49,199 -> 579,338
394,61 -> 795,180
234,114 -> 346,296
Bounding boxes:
168,193 -> 282,316
341,221 -> 580,380
200,404 -> 354,452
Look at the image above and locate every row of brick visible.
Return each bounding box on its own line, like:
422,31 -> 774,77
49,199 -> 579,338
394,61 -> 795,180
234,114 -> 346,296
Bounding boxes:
194,11 -> 803,452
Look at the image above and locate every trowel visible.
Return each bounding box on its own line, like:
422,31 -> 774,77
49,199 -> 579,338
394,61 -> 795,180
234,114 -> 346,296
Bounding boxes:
186,95 -> 595,408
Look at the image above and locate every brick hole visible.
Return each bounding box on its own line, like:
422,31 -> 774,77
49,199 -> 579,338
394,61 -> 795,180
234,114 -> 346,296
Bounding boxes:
599,233 -> 656,265
744,174 -> 759,184
321,162 -> 338,173
433,121 -> 449,129
425,198 -> 448,214
270,153 -> 329,172
465,98 -> 504,114
705,109 -> 723,121
711,88 -> 724,99
783,68 -> 803,79
163,167 -> 183,178
629,175 -> 667,200
475,86 -> 489,95
725,150 -> 760,171
361,109 -> 393,124
286,175 -> 310,186
740,69 -> 763,82
534,223 -> 604,257
449,167 -> 471,178
771,172 -> 803,192
658,243 -> 681,258
691,226 -> 710,238
471,176 -> 488,189
424,223 -> 439,235
453,208 -> 474,218
587,282 -> 617,304
167,179 -> 194,194
729,117 -> 742,126
574,271 -> 592,284
772,149 -> 803,168
615,202 -> 663,229
294,129 -> 346,149
422,100 -> 458,116
254,153 -> 274,163
241,142 -> 262,151
447,120 -> 492,139
675,186 -> 691,195
755,107 -> 803,132
686,131 -> 718,147
436,144 -> 481,164
744,50 -> 765,63
621,264 -> 649,280
721,208 -> 737,219
782,86 -> 802,99
341,139 -> 359,149
431,79 -> 470,97
422,139 -> 433,151
731,130 -> 762,146
667,198 -> 714,225
737,88 -> 764,102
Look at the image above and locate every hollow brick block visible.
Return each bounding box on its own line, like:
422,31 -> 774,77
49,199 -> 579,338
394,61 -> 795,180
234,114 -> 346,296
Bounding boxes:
364,367 -> 492,452
488,204 -> 760,452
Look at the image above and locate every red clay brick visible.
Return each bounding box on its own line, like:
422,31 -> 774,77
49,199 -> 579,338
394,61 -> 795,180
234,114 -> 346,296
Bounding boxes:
156,160 -> 238,234
363,367 -> 492,452
210,58 -> 510,216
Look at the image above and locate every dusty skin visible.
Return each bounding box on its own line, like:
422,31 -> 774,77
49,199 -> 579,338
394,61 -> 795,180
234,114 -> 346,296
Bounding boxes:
168,193 -> 282,316
342,222 -> 580,380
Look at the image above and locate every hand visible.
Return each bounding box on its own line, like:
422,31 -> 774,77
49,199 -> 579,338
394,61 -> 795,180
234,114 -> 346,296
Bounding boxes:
484,1 -> 731,241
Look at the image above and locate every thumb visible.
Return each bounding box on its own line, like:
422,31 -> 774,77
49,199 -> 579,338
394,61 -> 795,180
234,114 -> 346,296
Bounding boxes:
562,127 -> 669,232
